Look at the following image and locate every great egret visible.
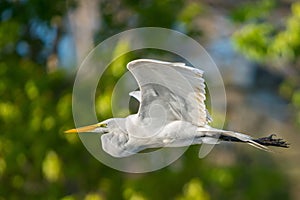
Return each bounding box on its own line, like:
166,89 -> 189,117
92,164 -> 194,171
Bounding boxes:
66,59 -> 289,157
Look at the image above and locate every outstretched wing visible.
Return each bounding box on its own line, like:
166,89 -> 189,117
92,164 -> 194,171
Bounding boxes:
127,59 -> 211,127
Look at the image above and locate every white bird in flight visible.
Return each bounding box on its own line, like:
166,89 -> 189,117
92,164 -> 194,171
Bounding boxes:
66,59 -> 289,157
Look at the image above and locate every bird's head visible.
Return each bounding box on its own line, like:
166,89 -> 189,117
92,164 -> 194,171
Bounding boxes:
65,118 -> 128,134
65,118 -> 133,157
64,119 -> 111,134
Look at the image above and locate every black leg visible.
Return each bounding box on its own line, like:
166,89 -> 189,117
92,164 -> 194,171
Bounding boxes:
253,134 -> 289,148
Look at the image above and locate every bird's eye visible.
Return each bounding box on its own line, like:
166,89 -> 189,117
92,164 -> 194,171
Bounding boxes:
98,123 -> 107,128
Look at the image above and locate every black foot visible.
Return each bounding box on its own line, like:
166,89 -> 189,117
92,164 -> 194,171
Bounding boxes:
254,134 -> 290,148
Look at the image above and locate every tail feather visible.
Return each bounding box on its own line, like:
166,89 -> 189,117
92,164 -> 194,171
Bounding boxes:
219,131 -> 270,151
218,131 -> 289,151
247,141 -> 270,152
197,127 -> 289,151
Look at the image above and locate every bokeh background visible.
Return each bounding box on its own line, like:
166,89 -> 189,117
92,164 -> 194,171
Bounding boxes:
1,0 -> 300,199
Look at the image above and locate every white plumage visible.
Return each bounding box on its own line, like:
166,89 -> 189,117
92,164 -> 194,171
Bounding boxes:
66,59 -> 289,157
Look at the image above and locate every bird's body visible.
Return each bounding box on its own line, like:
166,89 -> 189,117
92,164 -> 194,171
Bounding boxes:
66,59 -> 289,157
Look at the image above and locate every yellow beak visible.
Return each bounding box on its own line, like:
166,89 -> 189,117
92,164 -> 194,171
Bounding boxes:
64,124 -> 98,133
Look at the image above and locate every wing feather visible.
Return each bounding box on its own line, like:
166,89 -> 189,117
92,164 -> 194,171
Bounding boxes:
127,59 -> 211,126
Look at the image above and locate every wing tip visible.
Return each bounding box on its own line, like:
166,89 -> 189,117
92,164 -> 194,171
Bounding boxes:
127,59 -> 204,75
127,59 -> 168,70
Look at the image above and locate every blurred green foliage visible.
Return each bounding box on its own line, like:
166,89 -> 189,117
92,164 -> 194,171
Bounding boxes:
232,1 -> 300,62
0,0 -> 293,199
232,1 -> 300,126
230,0 -> 275,22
